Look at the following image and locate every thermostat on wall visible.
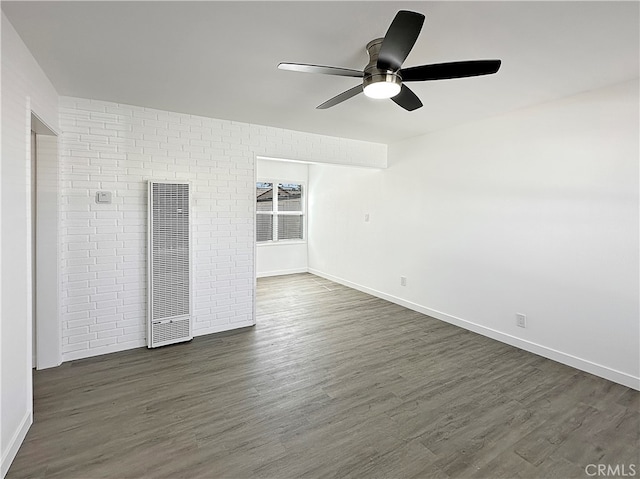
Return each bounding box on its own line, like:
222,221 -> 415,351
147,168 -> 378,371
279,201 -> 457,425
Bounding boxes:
96,191 -> 112,204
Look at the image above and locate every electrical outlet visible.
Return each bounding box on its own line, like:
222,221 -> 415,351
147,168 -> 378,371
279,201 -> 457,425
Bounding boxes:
400,276 -> 407,286
516,313 -> 527,328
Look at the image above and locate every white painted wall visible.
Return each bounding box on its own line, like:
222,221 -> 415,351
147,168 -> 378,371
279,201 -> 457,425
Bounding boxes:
1,12 -> 59,477
58,97 -> 385,362
309,80 -> 640,389
256,159 -> 309,277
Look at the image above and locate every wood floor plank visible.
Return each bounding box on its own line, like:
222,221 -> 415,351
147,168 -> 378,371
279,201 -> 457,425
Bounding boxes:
7,273 -> 639,478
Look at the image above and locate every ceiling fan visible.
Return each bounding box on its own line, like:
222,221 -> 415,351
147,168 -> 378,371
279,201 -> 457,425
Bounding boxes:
278,10 -> 501,111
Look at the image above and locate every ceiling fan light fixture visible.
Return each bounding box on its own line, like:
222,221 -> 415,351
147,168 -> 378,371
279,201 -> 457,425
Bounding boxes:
363,81 -> 401,99
363,71 -> 402,99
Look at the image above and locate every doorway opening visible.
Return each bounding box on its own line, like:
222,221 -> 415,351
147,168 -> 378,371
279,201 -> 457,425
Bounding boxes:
30,113 -> 60,370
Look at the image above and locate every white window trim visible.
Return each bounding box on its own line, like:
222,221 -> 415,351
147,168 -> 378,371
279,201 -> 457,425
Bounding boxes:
256,178 -> 307,244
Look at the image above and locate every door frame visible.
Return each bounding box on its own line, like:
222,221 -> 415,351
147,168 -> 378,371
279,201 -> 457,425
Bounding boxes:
30,112 -> 61,370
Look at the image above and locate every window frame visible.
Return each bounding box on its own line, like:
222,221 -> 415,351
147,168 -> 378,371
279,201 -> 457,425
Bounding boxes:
256,178 -> 306,245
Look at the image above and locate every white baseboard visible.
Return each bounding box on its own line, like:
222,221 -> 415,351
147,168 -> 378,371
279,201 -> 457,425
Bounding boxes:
257,267 -> 308,278
309,268 -> 640,391
61,320 -> 257,363
62,339 -> 146,362
1,410 -> 32,478
193,320 -> 255,337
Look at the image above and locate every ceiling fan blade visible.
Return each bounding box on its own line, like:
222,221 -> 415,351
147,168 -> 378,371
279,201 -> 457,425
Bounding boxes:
391,85 -> 423,111
278,63 -> 364,78
317,85 -> 364,109
377,10 -> 425,71
401,60 -> 502,82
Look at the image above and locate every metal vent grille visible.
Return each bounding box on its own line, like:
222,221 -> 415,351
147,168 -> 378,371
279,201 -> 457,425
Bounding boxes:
152,318 -> 191,346
148,182 -> 192,348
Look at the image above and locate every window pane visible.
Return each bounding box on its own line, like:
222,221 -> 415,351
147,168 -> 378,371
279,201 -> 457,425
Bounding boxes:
278,183 -> 302,212
256,215 -> 273,242
278,215 -> 303,240
256,182 -> 273,212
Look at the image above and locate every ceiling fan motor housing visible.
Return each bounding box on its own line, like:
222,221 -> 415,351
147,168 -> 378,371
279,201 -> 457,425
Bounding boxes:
364,38 -> 402,89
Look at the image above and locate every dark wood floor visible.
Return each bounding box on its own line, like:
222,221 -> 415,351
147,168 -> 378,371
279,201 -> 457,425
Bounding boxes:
8,273 -> 639,478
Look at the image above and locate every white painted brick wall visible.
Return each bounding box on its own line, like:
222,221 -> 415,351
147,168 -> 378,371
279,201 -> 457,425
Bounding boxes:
59,96 -> 386,361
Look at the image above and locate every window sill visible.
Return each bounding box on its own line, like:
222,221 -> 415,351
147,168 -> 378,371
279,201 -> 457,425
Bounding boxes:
257,240 -> 307,247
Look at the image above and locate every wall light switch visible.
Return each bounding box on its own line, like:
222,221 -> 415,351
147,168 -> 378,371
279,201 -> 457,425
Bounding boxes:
96,191 -> 112,204
364,213 -> 370,222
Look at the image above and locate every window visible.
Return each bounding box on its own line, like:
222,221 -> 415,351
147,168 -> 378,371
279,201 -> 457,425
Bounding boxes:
256,181 -> 304,243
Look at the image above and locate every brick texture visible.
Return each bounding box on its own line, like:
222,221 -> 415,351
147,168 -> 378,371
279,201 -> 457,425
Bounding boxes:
59,97 -> 386,361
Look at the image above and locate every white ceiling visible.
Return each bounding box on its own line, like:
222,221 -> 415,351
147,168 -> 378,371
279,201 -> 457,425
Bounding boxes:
3,1 -> 638,144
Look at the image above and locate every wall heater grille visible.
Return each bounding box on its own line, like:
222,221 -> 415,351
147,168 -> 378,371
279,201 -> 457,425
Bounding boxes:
148,181 -> 192,348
